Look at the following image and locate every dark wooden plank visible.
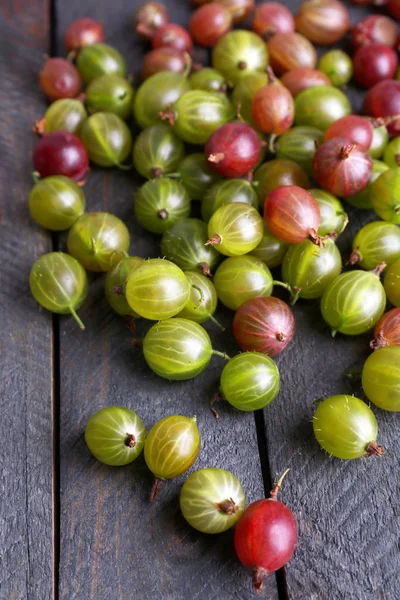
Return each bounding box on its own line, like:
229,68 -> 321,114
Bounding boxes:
56,2 -> 275,599
263,2 -> 400,598
0,2 -> 54,600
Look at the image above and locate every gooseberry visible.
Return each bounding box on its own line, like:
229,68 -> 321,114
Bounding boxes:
233,296 -> 295,356
85,406 -> 145,466
212,30 -> 269,86
85,74 -> 134,120
76,43 -> 126,84
207,202 -> 263,256
132,124 -> 185,179
369,124 -> 389,159
152,23 -> 193,53
362,347 -> 400,411
39,58 -> 82,102
362,80 -> 400,137
280,68 -> 331,97
65,17 -> 105,51
220,0 -> 254,24
231,72 -> 268,127
371,308 -> 400,349
180,468 -> 245,534
275,126 -> 324,175
30,252 -> 88,329
251,68 -> 294,135
134,178 -> 190,234
40,98 -> 87,135
248,224 -> 289,268
349,221 -> 400,271
384,258 -> 400,307
205,122 -> 261,178
29,175 -> 85,231
134,1 -> 169,40
308,189 -> 348,238
67,212 -> 130,272
201,179 -> 258,223
189,67 -> 227,94
178,153 -> 222,200
370,166 -> 400,223
80,112 -> 132,167
267,32 -> 317,75
252,3 -> 295,39
318,49 -> 353,87
294,85 -> 351,131
104,256 -> 143,317
161,218 -> 220,273
32,131 -> 89,182
190,4 -> 232,47
253,159 -> 309,205
346,159 -> 388,209
177,271 -> 220,328
295,0 -> 350,46
313,395 -> 384,458
141,48 -> 188,79
351,15 -> 398,49
353,44 -> 398,88
324,116 -> 373,151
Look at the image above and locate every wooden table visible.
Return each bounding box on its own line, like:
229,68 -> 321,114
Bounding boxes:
1,1 -> 399,598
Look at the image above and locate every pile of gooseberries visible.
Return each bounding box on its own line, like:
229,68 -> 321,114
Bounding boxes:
26,0 -> 400,593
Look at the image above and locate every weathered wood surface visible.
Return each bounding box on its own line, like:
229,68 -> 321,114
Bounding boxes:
55,2 -> 273,599
0,2 -> 54,600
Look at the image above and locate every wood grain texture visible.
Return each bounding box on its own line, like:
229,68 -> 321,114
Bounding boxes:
55,2 -> 275,599
262,4 -> 400,599
0,2 -> 54,600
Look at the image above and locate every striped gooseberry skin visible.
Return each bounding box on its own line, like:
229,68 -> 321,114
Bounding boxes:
295,0 -> 350,46
233,296 -> 295,356
144,415 -> 200,479
232,72 -> 268,128
85,406 -> 146,466
264,186 -> 320,244
313,395 -> 380,459
125,259 -> 190,321
133,72 -> 191,129
252,2 -> 295,38
350,222 -> 400,271
42,98 -> 87,135
275,126 -> 324,176
205,122 -> 262,178
267,32 -> 317,75
80,112 -> 132,167
76,43 -> 126,84
67,212 -> 130,272
320,270 -> 386,336
214,255 -> 273,311
202,179 -> 258,223
29,175 -> 85,231
178,153 -> 222,201
252,80 -> 295,136
177,271 -> 218,324
362,347 -> 400,411
207,202 -> 264,256
161,218 -> 220,273
105,256 -> 144,317
134,179 -> 191,234
132,124 -> 185,179
282,239 -> 342,302
143,318 -> 213,380
180,468 -> 245,534
370,167 -> 400,224
212,30 -> 269,86
249,223 -> 289,269
168,90 -> 235,145
384,258 -> 400,307
220,352 -> 280,411
308,189 -> 348,238
39,58 -> 82,102
253,159 -> 310,206
346,160 -> 389,210
280,68 -> 331,97
371,308 -> 400,349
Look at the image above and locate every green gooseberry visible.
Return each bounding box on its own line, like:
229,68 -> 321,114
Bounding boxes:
346,160 -> 389,209
180,468 -> 245,534
318,50 -> 353,87
207,202 -> 263,257
282,239 -> 342,303
201,179 -> 258,222
29,252 -> 88,329
132,124 -> 184,179
76,43 -> 126,84
308,189 -> 348,237
350,221 -> 400,271
320,269 -> 386,336
133,71 -> 191,129
294,85 -> 351,131
248,223 -> 289,268
313,395 -> 381,459
104,256 -> 143,316
220,352 -> 280,411
29,175 -> 85,231
214,255 -> 274,311
143,319 -> 224,380
276,126 -> 324,175
232,72 -> 268,127
212,30 -> 269,86
80,112 -> 132,167
253,159 -> 309,206
42,98 -> 87,135
144,415 -> 200,480
368,122 -> 389,159
134,178 -> 191,234
161,218 -> 220,274
86,74 -> 134,120
166,90 -> 235,145
125,258 -> 190,320
384,258 -> 400,307
177,271 -> 220,328
362,347 -> 400,411
370,166 -> 400,223
85,406 -> 146,466
178,153 -> 222,200
189,68 -> 227,93
383,137 -> 400,168
67,212 -> 130,272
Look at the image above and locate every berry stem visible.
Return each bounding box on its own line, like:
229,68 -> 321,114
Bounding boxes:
208,314 -> 225,332
270,468 -> 290,500
32,118 -> 46,136
213,498 -> 238,515
159,106 -> 176,126
371,262 -> 386,278
272,280 -> 291,292
69,306 -> 85,330
370,331 -> 389,350
289,287 -> 301,306
212,350 -> 231,360
205,234 -> 222,247
149,476 -> 162,501
346,247 -> 361,266
252,567 -> 268,594
364,441 -> 385,458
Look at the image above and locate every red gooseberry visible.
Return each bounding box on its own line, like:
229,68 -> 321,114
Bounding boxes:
312,138 -> 373,198
267,32 -> 317,75
363,80 -> 400,137
64,18 -> 105,52
252,2 -> 295,39
281,67 -> 331,97
39,58 -> 82,102
351,15 -> 398,49
324,115 -> 373,150
264,185 -> 321,245
353,44 -> 398,89
370,307 -> 400,349
251,67 -> 294,135
141,48 -> 187,79
233,296 -> 295,356
33,131 -> 89,182
152,23 -> 193,53
295,0 -> 350,46
205,122 -> 262,178
134,2 -> 169,40
190,4 -> 233,47
387,0 -> 400,19
220,0 -> 255,24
